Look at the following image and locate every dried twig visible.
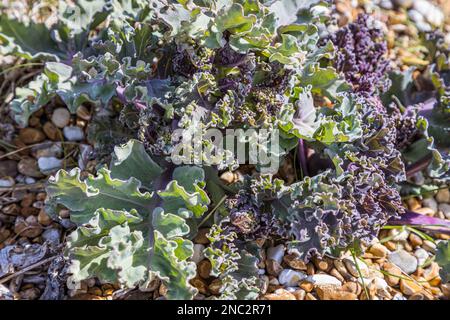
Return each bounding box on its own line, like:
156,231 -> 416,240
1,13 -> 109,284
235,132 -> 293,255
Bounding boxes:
0,256 -> 57,285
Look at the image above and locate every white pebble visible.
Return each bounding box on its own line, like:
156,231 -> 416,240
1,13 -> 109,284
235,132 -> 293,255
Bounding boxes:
305,274 -> 342,286
278,269 -> 306,287
191,244 -> 205,264
51,108 -> 70,128
438,203 -> 450,219
63,126 -> 85,141
414,248 -> 429,266
267,244 -> 285,264
38,156 -> 63,173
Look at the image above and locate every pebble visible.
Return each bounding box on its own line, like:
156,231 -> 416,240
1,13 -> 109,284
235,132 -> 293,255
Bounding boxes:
438,203 -> 450,219
399,279 -> 422,296
197,260 -> 211,279
38,210 -> 53,226
0,284 -> 14,300
0,177 -> 15,187
14,216 -> 43,238
413,0 -> 444,26
266,259 -> 283,276
383,262 -> 402,286
63,126 -> 84,141
76,105 -> 91,121
193,228 -> 209,244
369,243 -> 389,258
408,233 -> 423,248
389,228 -> 409,241
436,188 -> 450,203
343,258 -> 369,278
267,245 -> 284,264
423,262 -> 440,283
414,248 -> 429,266
264,288 -> 296,300
283,253 -> 307,270
372,277 -> 389,291
43,122 -> 61,140
393,0 -> 413,9
51,108 -> 71,128
315,286 -> 358,300
304,274 -> 342,287
17,158 -> 44,178
415,207 -> 435,216
19,128 -> 46,145
292,289 -> 306,300
422,240 -> 436,253
191,244 -> 205,264
0,160 -> 18,177
422,197 -> 438,212
392,293 -> 407,300
388,250 -> 418,274
278,269 -> 306,287
42,228 -> 61,246
38,157 -> 63,173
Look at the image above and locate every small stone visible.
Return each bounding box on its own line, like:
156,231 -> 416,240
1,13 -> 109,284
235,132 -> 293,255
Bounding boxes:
392,293 -> 407,300
0,177 -> 15,187
42,228 -> 61,246
266,259 -> 283,276
267,244 -> 284,264
343,258 -> 369,278
438,203 -> 450,219
389,228 -> 409,241
299,281 -> 314,292
208,279 -> 222,295
414,248 -> 429,267
59,209 -> 70,219
19,128 -> 46,145
422,197 -> 438,212
0,284 -> 14,300
393,0 -> 413,9
415,207 -> 436,216
37,156 -> 63,173
383,262 -> 403,286
76,105 -> 91,121
441,283 -> 450,299
14,216 -> 43,238
333,260 -> 352,280
42,122 -> 61,141
422,240 -> 436,253
329,268 -> 345,283
305,292 -> 317,300
63,126 -> 84,141
305,274 -> 342,287
0,160 -> 18,177
388,250 -> 418,274
190,277 -> 208,295
312,256 -> 331,272
51,108 -> 71,128
436,188 -> 450,203
197,260 -> 211,279
342,282 -> 359,295
292,289 -> 306,300
372,277 -> 389,291
283,253 -> 307,270
194,228 -> 209,244
316,286 -> 358,300
264,288 -> 296,300
38,209 -> 53,226
18,158 -> 44,178
406,198 -> 421,211
278,269 -> 306,287
409,233 -> 423,248
191,244 -> 205,264
19,287 -> 40,300
399,279 -> 422,296
369,243 -> 389,258
423,262 -> 440,284
384,241 -> 397,251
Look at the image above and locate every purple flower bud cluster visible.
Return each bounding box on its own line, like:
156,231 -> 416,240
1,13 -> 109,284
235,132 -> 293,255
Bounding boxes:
328,14 -> 391,95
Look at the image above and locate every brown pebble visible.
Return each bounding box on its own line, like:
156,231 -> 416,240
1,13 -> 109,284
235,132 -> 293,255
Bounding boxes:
190,277 -> 208,295
316,285 -> 358,300
306,262 -> 315,275
208,279 -> 222,295
400,279 -> 422,296
43,122 -> 62,141
266,259 -> 283,276
264,289 -> 296,300
383,262 -> 402,286
293,289 -> 306,300
197,260 -> 212,279
194,228 -> 210,244
305,293 -> 317,300
19,128 -> 46,145
384,241 -> 397,251
330,268 -> 345,283
299,281 -> 314,293
283,253 -> 307,270
408,233 -> 423,248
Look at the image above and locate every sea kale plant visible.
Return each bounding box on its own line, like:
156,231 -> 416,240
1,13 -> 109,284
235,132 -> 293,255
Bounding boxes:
1,0 -> 449,299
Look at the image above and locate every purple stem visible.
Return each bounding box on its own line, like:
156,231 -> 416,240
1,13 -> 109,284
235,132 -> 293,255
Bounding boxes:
297,139 -> 309,177
389,210 -> 450,235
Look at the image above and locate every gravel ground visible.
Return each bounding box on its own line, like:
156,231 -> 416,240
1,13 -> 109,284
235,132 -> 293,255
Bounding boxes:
0,0 -> 449,300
